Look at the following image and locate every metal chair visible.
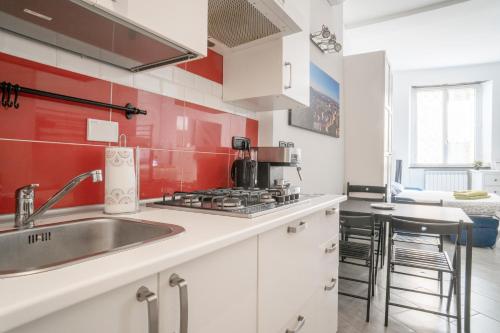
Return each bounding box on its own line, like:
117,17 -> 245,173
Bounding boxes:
384,216 -> 463,333
346,182 -> 388,269
391,200 -> 446,295
346,182 -> 388,202
339,214 -> 376,322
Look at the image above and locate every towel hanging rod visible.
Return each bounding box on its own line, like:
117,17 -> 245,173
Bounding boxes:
1,81 -> 147,120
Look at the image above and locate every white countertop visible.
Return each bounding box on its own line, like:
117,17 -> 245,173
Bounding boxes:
0,194 -> 345,332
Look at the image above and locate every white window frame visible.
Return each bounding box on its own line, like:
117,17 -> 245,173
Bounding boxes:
410,83 -> 483,168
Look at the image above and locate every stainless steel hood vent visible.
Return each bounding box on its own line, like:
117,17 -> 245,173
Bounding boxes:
0,0 -> 197,72
208,0 -> 281,48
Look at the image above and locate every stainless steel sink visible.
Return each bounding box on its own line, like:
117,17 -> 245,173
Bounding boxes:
0,217 -> 185,277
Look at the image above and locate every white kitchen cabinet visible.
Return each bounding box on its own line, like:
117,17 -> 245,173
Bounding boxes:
87,0 -> 207,57
344,51 -> 393,189
9,275 -> 157,333
158,237 -> 258,333
258,205 -> 339,333
469,170 -> 500,194
223,0 -> 310,111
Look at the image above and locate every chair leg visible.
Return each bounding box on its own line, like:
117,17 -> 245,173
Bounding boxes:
372,243 -> 376,297
384,245 -> 392,326
438,236 -> 444,297
367,248 -> 373,322
381,222 -> 386,268
456,244 -> 462,333
375,236 -> 380,282
446,274 -> 455,312
439,271 -> 443,297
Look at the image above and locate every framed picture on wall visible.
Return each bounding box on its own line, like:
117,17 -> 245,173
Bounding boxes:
288,62 -> 340,138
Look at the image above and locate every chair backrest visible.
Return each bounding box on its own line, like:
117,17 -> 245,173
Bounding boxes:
390,216 -> 462,236
340,214 -> 375,237
347,182 -> 388,202
393,199 -> 444,207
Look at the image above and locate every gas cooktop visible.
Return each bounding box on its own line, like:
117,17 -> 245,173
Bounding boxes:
148,188 -> 310,218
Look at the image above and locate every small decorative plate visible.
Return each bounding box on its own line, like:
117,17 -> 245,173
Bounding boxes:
370,203 -> 396,210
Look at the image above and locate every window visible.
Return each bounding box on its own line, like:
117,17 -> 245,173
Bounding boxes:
411,84 -> 482,166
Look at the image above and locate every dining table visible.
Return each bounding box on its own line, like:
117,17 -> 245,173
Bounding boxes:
340,199 -> 474,333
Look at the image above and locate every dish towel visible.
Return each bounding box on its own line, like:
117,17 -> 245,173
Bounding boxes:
453,190 -> 490,200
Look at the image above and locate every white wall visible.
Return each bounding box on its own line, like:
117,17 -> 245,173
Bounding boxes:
392,62 -> 500,188
258,0 -> 344,195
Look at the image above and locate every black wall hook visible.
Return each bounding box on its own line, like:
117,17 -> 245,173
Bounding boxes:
13,84 -> 20,109
1,81 -> 7,108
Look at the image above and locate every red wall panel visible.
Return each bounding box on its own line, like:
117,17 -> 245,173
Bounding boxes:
0,53 -> 257,214
179,49 -> 223,84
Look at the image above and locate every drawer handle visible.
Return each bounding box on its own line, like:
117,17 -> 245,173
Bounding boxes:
286,315 -> 305,333
324,278 -> 337,291
136,286 -> 159,333
287,221 -> 307,234
170,274 -> 188,333
325,208 -> 337,216
325,243 -> 338,254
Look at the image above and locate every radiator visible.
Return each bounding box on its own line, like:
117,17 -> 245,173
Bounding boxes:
424,170 -> 469,191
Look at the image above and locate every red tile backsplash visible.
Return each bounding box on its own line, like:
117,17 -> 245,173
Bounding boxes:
0,140 -> 105,214
0,53 -> 111,144
0,52 -> 257,214
181,152 -> 230,192
180,49 -> 223,84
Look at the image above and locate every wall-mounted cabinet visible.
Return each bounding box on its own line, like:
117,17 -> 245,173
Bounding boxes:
83,0 -> 208,57
222,0 -> 310,111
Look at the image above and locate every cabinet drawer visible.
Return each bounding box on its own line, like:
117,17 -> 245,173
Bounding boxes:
258,214 -> 323,333
484,174 -> 500,186
258,208 -> 338,333
321,235 -> 339,282
322,204 -> 340,241
484,186 -> 500,195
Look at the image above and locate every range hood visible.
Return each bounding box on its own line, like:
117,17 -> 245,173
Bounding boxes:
208,0 -> 302,51
0,0 -> 197,72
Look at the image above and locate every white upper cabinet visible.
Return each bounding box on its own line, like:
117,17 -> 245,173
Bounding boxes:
222,0 -> 310,111
90,0 -> 208,57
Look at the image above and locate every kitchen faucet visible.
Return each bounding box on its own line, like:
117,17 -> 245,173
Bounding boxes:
14,169 -> 103,229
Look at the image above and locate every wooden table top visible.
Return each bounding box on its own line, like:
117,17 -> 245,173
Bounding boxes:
340,199 -> 473,224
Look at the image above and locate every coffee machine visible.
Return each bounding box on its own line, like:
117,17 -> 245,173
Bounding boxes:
251,142 -> 303,202
230,136 -> 258,188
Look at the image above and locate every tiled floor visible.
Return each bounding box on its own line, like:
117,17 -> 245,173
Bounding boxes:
338,237 -> 500,332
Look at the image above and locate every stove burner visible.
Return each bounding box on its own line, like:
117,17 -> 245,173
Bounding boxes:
152,187 -> 305,218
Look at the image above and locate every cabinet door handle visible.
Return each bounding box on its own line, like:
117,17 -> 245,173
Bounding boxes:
324,278 -> 337,291
287,221 -> 307,234
286,315 -> 305,333
325,208 -> 337,216
170,273 -> 188,333
284,62 -> 292,89
136,286 -> 159,333
325,243 -> 338,254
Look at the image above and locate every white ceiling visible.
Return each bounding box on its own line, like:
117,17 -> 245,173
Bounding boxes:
344,0 -> 454,28
343,0 -> 500,70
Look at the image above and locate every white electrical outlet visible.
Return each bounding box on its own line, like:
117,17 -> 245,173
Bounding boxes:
87,118 -> 119,143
